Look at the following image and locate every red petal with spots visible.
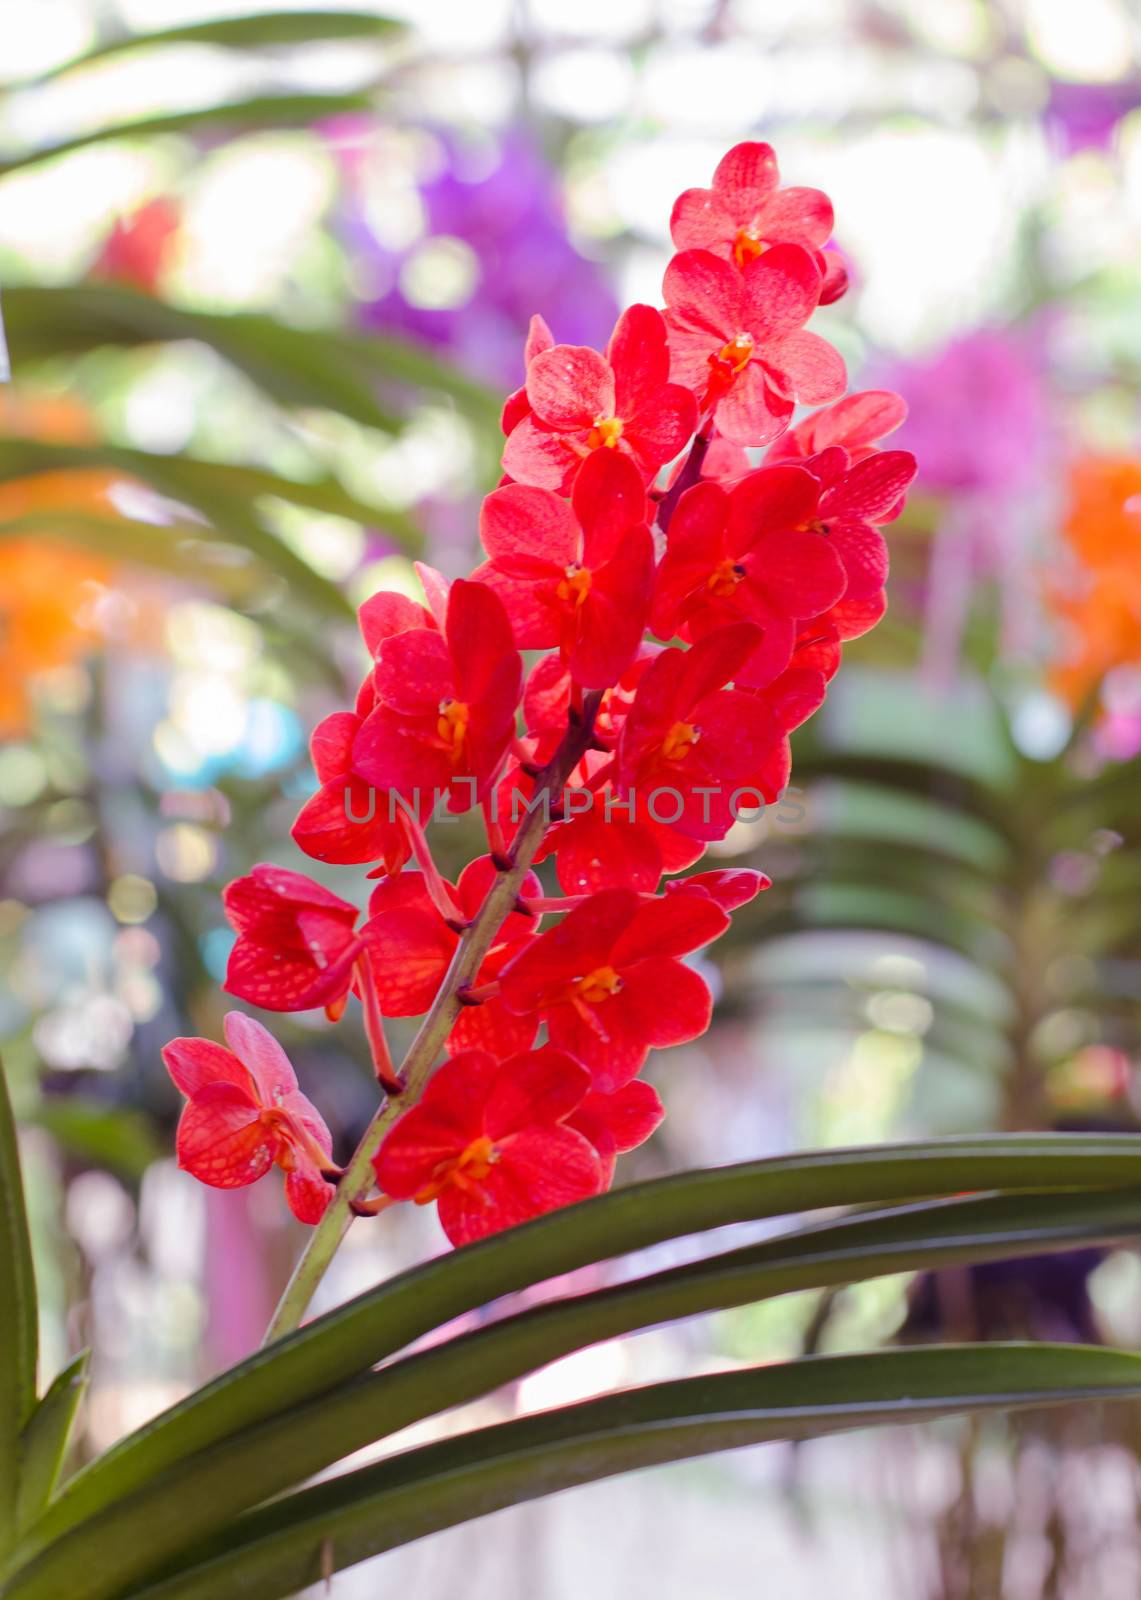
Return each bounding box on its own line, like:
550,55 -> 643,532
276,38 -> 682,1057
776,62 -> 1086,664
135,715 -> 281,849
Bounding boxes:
827,589 -> 887,640
358,591 -> 434,658
500,889 -> 640,1013
763,329 -> 846,405
771,390 -> 907,462
746,664 -> 829,731
223,866 -> 360,1013
570,526 -> 655,689
827,521 -> 889,600
663,249 -> 746,334
223,1012 -> 300,1103
292,776 -> 411,870
725,464 -> 820,547
625,385 -> 697,478
310,711 -> 358,784
500,415 -> 579,492
547,802 -> 702,895
715,364 -> 793,446
448,579 -> 521,722
361,906 -> 455,1015
743,529 -> 846,619
162,1037 -> 252,1099
527,345 -> 614,429
572,449 -> 648,565
373,628 -> 453,721
741,245 -> 822,341
284,1166 -> 332,1224
480,483 -> 578,573
607,304 -> 671,416
612,890 -> 729,965
436,1125 -> 601,1247
820,449 -> 917,522
672,868 -> 770,911
175,1083 -> 272,1189
472,560 -> 554,650
449,998 -> 538,1060
570,1079 -> 665,1184
712,140 -> 780,200
484,1046 -> 591,1137
670,186 -> 739,253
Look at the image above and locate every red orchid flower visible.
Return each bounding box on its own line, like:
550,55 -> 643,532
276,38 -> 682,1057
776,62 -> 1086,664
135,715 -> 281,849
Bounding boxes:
163,1012 -> 334,1224
566,1078 -> 665,1186
94,197 -> 181,294
291,703 -> 413,870
616,623 -> 791,840
223,864 -> 362,1014
794,445 -> 918,601
499,886 -> 730,1089
292,589 -> 438,867
502,304 -> 697,492
539,788 -> 703,895
355,579 -> 522,813
372,1047 -> 603,1247
666,867 -> 771,911
670,141 -> 846,302
499,312 -> 555,439
363,857 -> 541,1058
663,245 -> 845,446
521,646 -> 656,764
766,389 -> 908,465
476,449 -> 654,689
651,466 -> 848,673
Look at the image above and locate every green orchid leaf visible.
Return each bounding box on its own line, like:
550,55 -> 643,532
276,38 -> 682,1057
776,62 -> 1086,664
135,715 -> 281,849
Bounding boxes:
0,1066 -> 37,1556
9,1134 -> 1141,1586
124,1344 -> 1141,1600
16,1356 -> 89,1534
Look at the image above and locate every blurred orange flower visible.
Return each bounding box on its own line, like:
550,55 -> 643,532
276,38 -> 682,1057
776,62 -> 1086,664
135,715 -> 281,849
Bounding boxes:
1049,456 -> 1141,706
0,538 -> 110,734
0,388 -> 120,733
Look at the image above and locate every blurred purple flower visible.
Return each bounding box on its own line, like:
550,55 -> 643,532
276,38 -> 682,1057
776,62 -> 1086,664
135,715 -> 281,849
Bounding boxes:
338,127 -> 618,389
1045,79 -> 1141,156
884,328 -> 1055,500
877,328 -> 1060,674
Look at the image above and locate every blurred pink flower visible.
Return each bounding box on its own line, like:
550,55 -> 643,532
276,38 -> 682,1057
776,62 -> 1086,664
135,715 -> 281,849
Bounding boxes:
1045,79 -> 1141,156
878,328 -> 1060,675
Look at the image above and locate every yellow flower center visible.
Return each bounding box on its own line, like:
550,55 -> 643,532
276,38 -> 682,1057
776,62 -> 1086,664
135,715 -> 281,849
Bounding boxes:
577,964 -> 624,1005
587,414 -> 624,449
556,565 -> 593,608
732,228 -> 766,269
436,698 -> 470,760
716,333 -> 754,375
707,557 -> 745,598
414,1134 -> 497,1205
661,720 -> 699,762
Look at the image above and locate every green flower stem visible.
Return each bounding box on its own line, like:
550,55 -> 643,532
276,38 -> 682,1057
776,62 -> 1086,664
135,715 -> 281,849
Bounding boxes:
263,695 -> 603,1343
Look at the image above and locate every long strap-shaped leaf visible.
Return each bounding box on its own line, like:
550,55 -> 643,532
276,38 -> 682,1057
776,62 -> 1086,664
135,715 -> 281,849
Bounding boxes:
14,1135 -> 1141,1565
8,1184 -> 1141,1598
2,286 -> 498,427
0,96 -> 377,178
0,439 -> 423,555
123,1344 -> 1141,1600
22,10 -> 402,82
0,1065 -> 37,1557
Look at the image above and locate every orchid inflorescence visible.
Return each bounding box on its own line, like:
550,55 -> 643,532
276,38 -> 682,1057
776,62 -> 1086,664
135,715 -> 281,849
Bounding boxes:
164,142 -> 917,1257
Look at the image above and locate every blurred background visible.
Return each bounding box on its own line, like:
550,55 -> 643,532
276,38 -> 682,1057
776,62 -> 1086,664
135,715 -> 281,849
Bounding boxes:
2,1 -> 1141,1594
